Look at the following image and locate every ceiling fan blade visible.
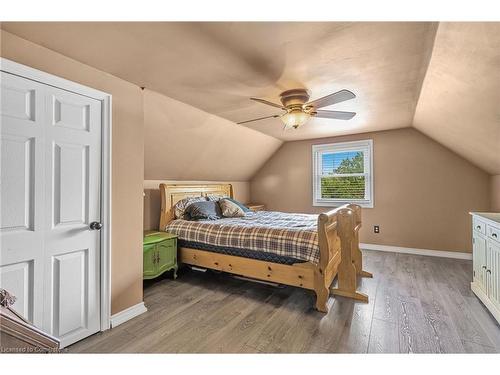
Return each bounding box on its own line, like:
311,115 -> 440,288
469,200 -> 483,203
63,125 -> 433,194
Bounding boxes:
237,114 -> 281,125
306,89 -> 356,109
250,97 -> 285,109
314,110 -> 356,120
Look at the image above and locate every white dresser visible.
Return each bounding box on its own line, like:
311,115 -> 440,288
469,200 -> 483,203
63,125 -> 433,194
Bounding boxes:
470,212 -> 500,323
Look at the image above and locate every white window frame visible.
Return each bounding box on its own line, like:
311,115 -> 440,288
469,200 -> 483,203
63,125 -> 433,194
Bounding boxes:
312,139 -> 374,208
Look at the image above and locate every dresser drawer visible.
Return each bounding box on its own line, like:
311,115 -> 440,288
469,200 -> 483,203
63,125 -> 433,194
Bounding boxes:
488,224 -> 500,243
473,217 -> 487,235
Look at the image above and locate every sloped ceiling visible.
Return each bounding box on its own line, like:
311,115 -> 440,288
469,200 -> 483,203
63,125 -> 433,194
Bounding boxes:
142,88 -> 282,181
1,22 -> 498,175
413,23 -> 500,175
1,22 -> 436,141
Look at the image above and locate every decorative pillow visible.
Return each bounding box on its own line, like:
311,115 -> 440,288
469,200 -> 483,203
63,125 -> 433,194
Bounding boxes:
219,198 -> 246,218
174,196 -> 207,219
224,197 -> 251,212
185,201 -> 222,221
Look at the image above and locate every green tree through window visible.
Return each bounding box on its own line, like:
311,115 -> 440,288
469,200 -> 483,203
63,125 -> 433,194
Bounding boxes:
321,152 -> 365,199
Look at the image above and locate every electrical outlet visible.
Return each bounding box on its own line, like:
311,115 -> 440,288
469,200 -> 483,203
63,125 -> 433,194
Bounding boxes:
374,225 -> 380,233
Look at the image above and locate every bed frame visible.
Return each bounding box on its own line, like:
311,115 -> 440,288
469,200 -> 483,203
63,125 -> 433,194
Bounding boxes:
159,183 -> 372,313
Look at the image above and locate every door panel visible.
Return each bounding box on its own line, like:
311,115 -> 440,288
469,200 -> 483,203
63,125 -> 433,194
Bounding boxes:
0,83 -> 37,122
0,260 -> 34,321
0,72 -> 45,327
52,249 -> 89,337
51,94 -> 91,132
53,143 -> 89,227
0,135 -> 35,231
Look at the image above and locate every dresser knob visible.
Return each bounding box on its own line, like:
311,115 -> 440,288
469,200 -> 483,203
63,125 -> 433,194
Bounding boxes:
492,233 -> 498,238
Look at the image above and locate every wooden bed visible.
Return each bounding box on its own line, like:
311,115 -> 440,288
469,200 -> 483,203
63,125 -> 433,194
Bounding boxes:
159,183 -> 371,313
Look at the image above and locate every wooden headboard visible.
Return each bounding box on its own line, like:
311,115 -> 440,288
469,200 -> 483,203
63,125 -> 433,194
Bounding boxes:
159,183 -> 233,229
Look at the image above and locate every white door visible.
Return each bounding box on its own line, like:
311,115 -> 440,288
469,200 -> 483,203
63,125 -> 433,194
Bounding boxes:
0,71 -> 102,348
0,73 -> 45,326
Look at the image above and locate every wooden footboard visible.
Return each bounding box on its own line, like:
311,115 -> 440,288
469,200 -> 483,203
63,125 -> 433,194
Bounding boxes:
313,205 -> 348,312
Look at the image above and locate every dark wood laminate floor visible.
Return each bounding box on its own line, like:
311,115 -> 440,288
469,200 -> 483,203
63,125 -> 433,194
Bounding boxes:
69,250 -> 500,353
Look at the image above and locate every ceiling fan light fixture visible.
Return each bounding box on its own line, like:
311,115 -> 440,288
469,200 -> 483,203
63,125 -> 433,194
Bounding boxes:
280,109 -> 311,129
241,88 -> 356,127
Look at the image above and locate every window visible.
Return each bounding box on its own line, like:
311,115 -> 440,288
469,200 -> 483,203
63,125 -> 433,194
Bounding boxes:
312,139 -> 373,208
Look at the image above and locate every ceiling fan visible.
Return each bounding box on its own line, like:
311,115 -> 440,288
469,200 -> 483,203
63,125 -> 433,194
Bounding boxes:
237,88 -> 356,129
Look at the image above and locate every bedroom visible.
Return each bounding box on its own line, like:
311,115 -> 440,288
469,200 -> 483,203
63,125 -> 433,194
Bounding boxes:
1,0 -> 499,372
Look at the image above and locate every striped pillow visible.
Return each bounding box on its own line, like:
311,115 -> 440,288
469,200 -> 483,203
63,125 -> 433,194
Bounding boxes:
185,201 -> 222,221
174,196 -> 207,219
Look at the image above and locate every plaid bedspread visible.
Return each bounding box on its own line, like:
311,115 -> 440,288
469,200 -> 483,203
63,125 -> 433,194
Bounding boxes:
164,211 -> 320,264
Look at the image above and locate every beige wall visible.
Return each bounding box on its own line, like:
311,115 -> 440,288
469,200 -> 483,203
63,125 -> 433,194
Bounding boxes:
143,180 -> 250,231
1,30 -> 144,315
250,128 -> 491,253
143,89 -> 282,181
492,175 -> 500,212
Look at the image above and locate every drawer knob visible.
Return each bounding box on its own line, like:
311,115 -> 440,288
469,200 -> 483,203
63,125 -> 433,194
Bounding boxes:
482,265 -> 487,269
492,233 -> 498,238
487,269 -> 491,274
476,225 -> 481,230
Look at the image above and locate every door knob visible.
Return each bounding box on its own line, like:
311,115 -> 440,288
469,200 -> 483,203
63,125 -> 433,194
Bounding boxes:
90,221 -> 103,230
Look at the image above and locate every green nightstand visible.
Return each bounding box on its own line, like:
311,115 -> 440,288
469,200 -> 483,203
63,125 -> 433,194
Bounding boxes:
143,231 -> 178,280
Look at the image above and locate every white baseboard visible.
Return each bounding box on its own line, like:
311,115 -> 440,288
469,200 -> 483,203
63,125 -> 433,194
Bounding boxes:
360,243 -> 472,260
110,302 -> 147,328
